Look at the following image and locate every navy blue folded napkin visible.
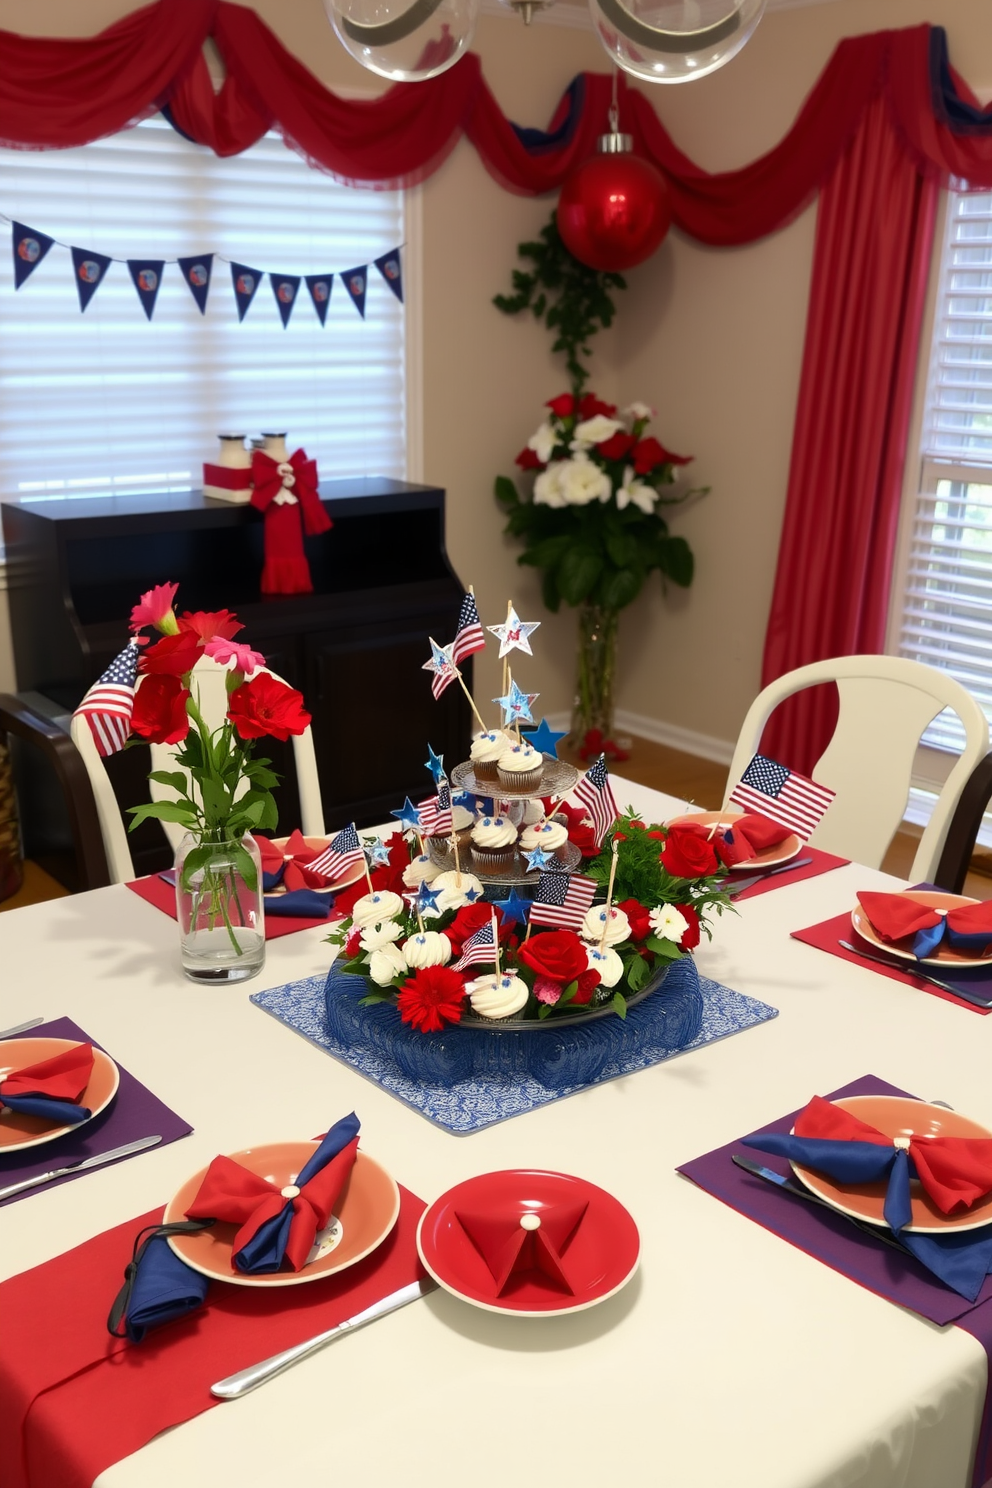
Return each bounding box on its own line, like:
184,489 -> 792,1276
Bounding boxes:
107,1219 -> 214,1343
264,888 -> 333,919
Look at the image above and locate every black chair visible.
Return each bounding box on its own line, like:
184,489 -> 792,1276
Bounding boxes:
933,751 -> 992,893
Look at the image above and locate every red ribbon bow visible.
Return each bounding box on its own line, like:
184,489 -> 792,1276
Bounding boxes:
255,829 -> 331,890
857,892 -> 992,949
0,1043 -> 94,1106
250,448 -> 331,537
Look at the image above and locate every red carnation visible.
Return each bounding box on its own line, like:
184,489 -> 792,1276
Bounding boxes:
597,431 -> 636,462
546,393 -> 575,418
517,929 -> 587,985
396,965 -> 467,1033
631,436 -> 692,475
515,447 -> 544,470
661,824 -> 719,879
344,927 -> 362,958
178,609 -> 244,643
227,674 -> 311,741
570,969 -> 602,1005
618,898 -> 651,942
578,394 -> 617,419
139,630 -> 203,678
131,673 -> 190,745
676,903 -> 701,950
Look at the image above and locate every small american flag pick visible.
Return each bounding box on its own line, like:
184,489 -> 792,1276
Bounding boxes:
529,870 -> 597,931
728,754 -> 835,841
308,823 -> 364,882
451,592 -> 485,667
73,640 -> 140,757
573,755 -> 619,850
453,919 -> 498,972
418,781 -> 453,836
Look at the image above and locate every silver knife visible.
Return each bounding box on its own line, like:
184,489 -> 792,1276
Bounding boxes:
731,1154 -> 913,1255
0,1016 -> 45,1041
837,939 -> 992,1010
0,1134 -> 162,1201
211,1276 -> 437,1399
727,857 -> 813,897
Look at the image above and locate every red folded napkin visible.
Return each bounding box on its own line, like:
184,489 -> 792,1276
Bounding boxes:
857,892 -> 992,951
716,813 -> 793,867
0,1044 -> 93,1104
797,1094 -> 992,1215
255,829 -> 330,891
456,1200 -> 589,1295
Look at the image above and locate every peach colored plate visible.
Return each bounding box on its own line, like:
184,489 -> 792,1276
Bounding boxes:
269,836 -> 365,895
666,810 -> 801,872
163,1142 -> 400,1286
851,889 -> 992,969
0,1038 -> 119,1152
792,1095 -> 992,1234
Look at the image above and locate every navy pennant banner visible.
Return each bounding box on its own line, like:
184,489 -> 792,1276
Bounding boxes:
12,223 -> 54,289
127,260 -> 165,321
374,249 -> 403,303
342,265 -> 367,319
305,273 -> 333,326
178,253 -> 213,314
70,247 -> 112,312
230,262 -> 261,322
269,273 -> 301,329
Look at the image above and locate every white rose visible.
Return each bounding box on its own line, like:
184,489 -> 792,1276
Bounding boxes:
368,942 -> 407,986
527,421 -> 558,464
621,401 -> 654,424
360,919 -> 404,952
571,415 -> 622,449
585,945 -> 624,988
580,904 -> 631,946
401,931 -> 452,968
350,890 -> 404,928
559,455 -> 612,507
616,464 -> 657,514
533,461 -> 568,508
649,904 -> 690,943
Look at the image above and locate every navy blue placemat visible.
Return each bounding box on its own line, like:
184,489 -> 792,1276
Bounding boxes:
250,969 -> 778,1134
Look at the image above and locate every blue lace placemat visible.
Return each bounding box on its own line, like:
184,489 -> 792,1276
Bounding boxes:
250,962 -> 778,1134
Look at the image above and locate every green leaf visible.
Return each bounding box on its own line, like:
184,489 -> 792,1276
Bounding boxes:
644,934 -> 670,955
178,844 -> 213,892
147,770 -> 190,793
537,1003 -> 552,1019
199,777 -> 230,821
600,566 -> 643,610
605,530 -> 638,569
243,763 -> 280,790
559,978 -> 578,1005
127,801 -> 199,832
611,991 -> 628,1019
520,534 -> 573,570
626,953 -> 651,991
658,536 -> 694,588
540,566 -> 561,614
494,475 -> 519,509
558,547 -> 602,605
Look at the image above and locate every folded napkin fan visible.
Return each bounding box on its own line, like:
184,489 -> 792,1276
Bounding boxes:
255,829 -> 332,893
456,1199 -> 589,1296
185,1111 -> 360,1274
0,1043 -> 94,1125
263,888 -> 333,920
857,891 -> 992,960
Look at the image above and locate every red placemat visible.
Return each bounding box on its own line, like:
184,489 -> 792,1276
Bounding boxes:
127,873 -> 338,939
791,910 -> 992,1014
0,1185 -> 426,1488
731,845 -> 849,901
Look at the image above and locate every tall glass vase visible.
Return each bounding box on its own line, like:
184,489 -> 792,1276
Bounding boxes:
175,833 -> 264,984
571,603 -> 620,746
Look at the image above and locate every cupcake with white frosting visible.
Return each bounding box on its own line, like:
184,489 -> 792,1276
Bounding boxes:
497,740 -> 543,792
466,972 -> 529,1020
430,803 -> 474,854
470,814 -> 517,872
401,930 -> 452,968
519,816 -> 570,864
431,869 -> 485,914
580,904 -> 631,946
402,853 -> 440,890
350,889 -> 404,928
470,729 -> 508,781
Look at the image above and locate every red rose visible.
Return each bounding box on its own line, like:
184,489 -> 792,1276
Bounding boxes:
570,969 -> 602,1005
344,927 -> 362,958
228,674 -> 311,741
618,898 -> 651,942
631,436 -> 692,475
661,824 -> 719,879
396,965 -> 467,1033
676,903 -> 701,950
444,902 -> 501,952
139,630 -> 203,677
515,447 -> 543,470
517,930 -> 587,985
546,393 -> 575,417
178,609 -> 244,643
578,394 -> 617,418
597,431 -> 635,462
131,673 -> 190,744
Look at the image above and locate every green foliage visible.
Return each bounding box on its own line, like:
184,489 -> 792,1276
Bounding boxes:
587,808 -> 733,931
493,212 -> 626,397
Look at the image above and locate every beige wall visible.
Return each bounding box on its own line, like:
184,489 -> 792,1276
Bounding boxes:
1,0 -> 991,750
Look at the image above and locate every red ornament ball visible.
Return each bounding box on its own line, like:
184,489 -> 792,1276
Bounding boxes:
557,152 -> 671,272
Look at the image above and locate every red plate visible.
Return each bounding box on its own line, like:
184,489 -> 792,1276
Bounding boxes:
417,1169 -> 639,1316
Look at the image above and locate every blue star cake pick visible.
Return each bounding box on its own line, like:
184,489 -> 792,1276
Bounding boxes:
390,796 -> 423,833
523,718 -> 567,760
416,881 -> 442,916
364,836 -> 392,868
493,680 -> 539,728
523,844 -> 553,873
492,887 -> 532,928
424,745 -> 446,784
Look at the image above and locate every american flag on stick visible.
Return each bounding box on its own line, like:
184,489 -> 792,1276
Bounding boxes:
453,919 -> 498,972
451,591 -> 485,667
418,781 -> 453,836
573,754 -> 619,850
72,640 -> 140,757
728,753 -> 835,841
308,822 -> 364,882
529,869 -> 597,931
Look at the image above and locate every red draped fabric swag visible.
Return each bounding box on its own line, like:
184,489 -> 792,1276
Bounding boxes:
4,7 -> 992,768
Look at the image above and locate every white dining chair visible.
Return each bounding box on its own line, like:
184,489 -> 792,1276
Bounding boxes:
724,655 -> 990,880
70,654 -> 325,884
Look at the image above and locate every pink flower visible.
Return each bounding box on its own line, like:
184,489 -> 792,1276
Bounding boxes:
205,638 -> 267,677
534,977 -> 562,1005
130,582 -> 180,635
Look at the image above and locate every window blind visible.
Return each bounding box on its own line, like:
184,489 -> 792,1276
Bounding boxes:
0,115 -> 406,508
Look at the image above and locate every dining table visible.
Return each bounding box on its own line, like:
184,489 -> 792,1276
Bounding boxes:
1,774 -> 990,1488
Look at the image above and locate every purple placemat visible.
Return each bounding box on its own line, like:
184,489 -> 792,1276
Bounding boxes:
678,1074 -> 992,1487
0,1017 -> 192,1208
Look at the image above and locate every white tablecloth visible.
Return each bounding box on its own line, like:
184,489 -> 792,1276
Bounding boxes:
1,777 -> 989,1488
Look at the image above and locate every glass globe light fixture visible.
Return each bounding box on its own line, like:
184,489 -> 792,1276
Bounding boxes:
588,0 -> 766,85
325,0 -> 478,82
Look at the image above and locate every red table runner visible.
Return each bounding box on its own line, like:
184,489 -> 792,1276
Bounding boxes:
1,1186 -> 426,1488
732,845 -> 848,901
127,873 -> 338,939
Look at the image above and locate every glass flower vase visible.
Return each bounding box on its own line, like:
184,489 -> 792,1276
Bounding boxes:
571,603 -> 620,746
175,832 -> 264,984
